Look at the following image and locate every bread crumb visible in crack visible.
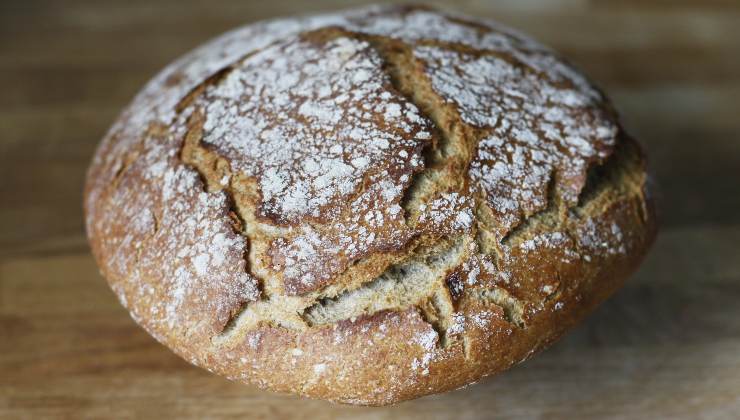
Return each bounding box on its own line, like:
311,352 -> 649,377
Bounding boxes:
475,288 -> 525,327
301,238 -> 464,320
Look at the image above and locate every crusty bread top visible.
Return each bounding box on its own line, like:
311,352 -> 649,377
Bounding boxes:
85,5 -> 655,405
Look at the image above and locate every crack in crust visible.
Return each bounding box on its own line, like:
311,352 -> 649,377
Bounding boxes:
207,135 -> 644,349
302,237 -> 467,323
502,138 -> 646,251
499,170 -> 561,248
354,33 -> 479,228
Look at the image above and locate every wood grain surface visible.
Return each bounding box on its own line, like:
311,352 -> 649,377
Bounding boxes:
2,1 -> 739,418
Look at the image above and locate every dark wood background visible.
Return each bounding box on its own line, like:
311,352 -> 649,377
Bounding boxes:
2,1 -> 739,418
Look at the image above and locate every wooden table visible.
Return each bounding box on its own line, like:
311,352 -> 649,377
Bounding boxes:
2,1 -> 739,418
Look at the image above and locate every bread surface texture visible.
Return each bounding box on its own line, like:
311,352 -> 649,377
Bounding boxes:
85,5 -> 657,405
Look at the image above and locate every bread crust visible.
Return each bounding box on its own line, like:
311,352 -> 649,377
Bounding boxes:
85,5 -> 657,405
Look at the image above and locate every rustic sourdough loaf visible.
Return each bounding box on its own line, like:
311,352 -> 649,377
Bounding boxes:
85,5 -> 657,405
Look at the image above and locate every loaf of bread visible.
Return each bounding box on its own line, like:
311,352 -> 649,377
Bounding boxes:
85,5 -> 657,405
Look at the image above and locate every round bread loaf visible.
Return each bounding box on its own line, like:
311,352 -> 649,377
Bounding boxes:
85,5 -> 657,405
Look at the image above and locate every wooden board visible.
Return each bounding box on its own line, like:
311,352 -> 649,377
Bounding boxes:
2,1 -> 739,418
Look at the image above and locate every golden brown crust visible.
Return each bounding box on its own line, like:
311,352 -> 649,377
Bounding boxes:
84,5 -> 657,405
